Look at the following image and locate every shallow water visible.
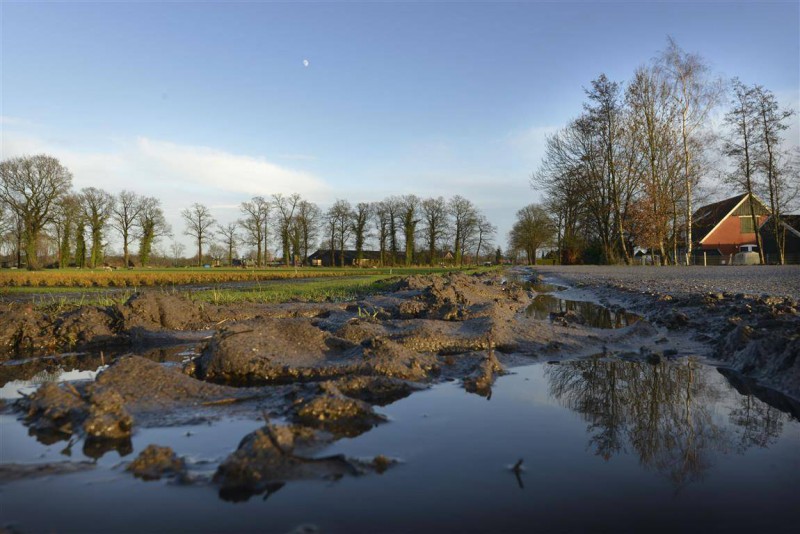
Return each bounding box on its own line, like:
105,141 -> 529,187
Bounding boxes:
1,358 -> 798,533
527,294 -> 640,328
0,344 -> 199,398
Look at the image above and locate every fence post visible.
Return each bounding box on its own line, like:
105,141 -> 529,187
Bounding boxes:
703,251 -> 707,267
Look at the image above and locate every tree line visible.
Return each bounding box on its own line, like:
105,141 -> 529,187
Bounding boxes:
0,158 -> 171,270
181,193 -> 497,268
530,38 -> 798,265
0,158 -> 497,269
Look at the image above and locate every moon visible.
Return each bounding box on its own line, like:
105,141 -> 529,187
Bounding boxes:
303,59 -> 309,67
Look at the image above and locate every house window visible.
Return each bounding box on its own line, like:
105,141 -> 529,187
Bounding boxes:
740,216 -> 754,233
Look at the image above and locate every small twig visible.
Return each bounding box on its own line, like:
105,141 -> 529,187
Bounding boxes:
512,458 -> 524,473
512,458 -> 525,489
200,395 -> 261,407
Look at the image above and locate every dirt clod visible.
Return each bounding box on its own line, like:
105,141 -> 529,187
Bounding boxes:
127,445 -> 187,481
214,423 -> 373,501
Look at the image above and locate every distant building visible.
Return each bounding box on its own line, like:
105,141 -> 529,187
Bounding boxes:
692,193 -> 770,257
307,249 -> 382,267
759,214 -> 800,262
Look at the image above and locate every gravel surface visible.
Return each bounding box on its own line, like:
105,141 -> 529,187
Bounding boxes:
531,265 -> 800,299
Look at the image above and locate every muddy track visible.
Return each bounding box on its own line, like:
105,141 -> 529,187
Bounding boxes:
531,265 -> 800,400
3,267 -> 796,500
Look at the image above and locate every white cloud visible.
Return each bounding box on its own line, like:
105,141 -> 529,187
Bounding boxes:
133,137 -> 326,198
1,128 -> 330,252
1,132 -> 327,198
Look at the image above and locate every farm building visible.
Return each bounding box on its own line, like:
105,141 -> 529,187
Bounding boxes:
692,193 -> 771,257
307,249 -> 382,267
759,215 -> 800,263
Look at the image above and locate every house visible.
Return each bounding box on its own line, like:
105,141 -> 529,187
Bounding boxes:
692,193 -> 771,257
759,214 -> 800,262
307,249 -> 382,267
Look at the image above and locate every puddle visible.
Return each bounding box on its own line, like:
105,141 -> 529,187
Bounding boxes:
523,280 -> 567,293
526,294 -> 640,328
1,357 -> 798,532
0,366 -> 107,400
0,343 -> 200,397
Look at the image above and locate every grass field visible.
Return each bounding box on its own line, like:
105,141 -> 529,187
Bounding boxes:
0,265 -> 476,288
0,265 -> 499,307
193,275 -> 400,304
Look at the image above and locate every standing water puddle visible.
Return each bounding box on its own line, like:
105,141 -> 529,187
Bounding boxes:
0,343 -> 200,400
1,357 -> 798,533
527,294 -> 640,328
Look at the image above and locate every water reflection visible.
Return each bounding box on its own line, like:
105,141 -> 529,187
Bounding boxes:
545,358 -> 792,487
526,295 -> 639,329
0,343 -> 199,397
523,280 -> 567,293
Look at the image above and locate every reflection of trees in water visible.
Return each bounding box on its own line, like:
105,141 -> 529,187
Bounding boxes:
545,358 -> 788,488
729,395 -> 784,451
28,369 -> 63,385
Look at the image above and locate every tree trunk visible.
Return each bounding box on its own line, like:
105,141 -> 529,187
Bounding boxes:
24,228 -> 39,270
682,108 -> 694,266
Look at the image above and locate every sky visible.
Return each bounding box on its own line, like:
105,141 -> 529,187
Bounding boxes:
1,0 -> 798,256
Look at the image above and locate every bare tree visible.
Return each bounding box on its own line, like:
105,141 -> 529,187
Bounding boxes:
272,193 -> 301,266
138,197 -> 171,267
182,203 -> 216,266
660,37 -> 722,264
240,196 -> 270,267
79,187 -> 115,267
385,196 -> 402,266
509,204 -> 555,265
0,154 -> 73,269
74,217 -> 87,268
448,195 -> 477,266
474,215 -> 497,264
753,85 -> 797,264
352,202 -> 371,265
170,241 -> 186,267
400,195 -> 420,266
421,196 -> 448,265
532,131 -> 589,265
327,199 -> 353,267
724,79 -> 765,264
626,65 -> 680,265
52,194 -> 80,268
216,222 -> 239,266
585,74 -> 632,264
373,201 -> 392,266
293,200 -> 321,265
111,190 -> 144,267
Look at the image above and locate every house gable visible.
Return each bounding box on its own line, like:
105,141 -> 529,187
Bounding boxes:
693,193 -> 770,255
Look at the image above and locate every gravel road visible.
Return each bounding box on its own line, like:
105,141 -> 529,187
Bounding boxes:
531,264 -> 800,299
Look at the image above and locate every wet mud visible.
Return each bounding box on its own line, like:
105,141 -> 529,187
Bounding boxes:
530,269 -> 800,399
2,268 -> 797,511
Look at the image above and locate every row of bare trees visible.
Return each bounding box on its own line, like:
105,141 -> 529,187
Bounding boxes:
182,193 -> 497,268
0,155 -> 170,270
532,38 -> 798,265
0,153 -> 499,270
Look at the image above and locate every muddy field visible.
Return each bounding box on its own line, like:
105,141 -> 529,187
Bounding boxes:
1,267 -> 798,532
533,265 -> 800,398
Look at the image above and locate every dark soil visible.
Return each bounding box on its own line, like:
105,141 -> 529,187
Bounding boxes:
127,445 -> 188,481
213,422 -> 392,502
7,267 -> 796,497
531,267 -> 800,399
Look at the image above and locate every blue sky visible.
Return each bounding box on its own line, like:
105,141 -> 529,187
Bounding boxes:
2,0 -> 798,254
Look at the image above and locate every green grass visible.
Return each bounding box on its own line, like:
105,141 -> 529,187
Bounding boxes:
194,275 -> 399,304
1,265 -> 501,308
